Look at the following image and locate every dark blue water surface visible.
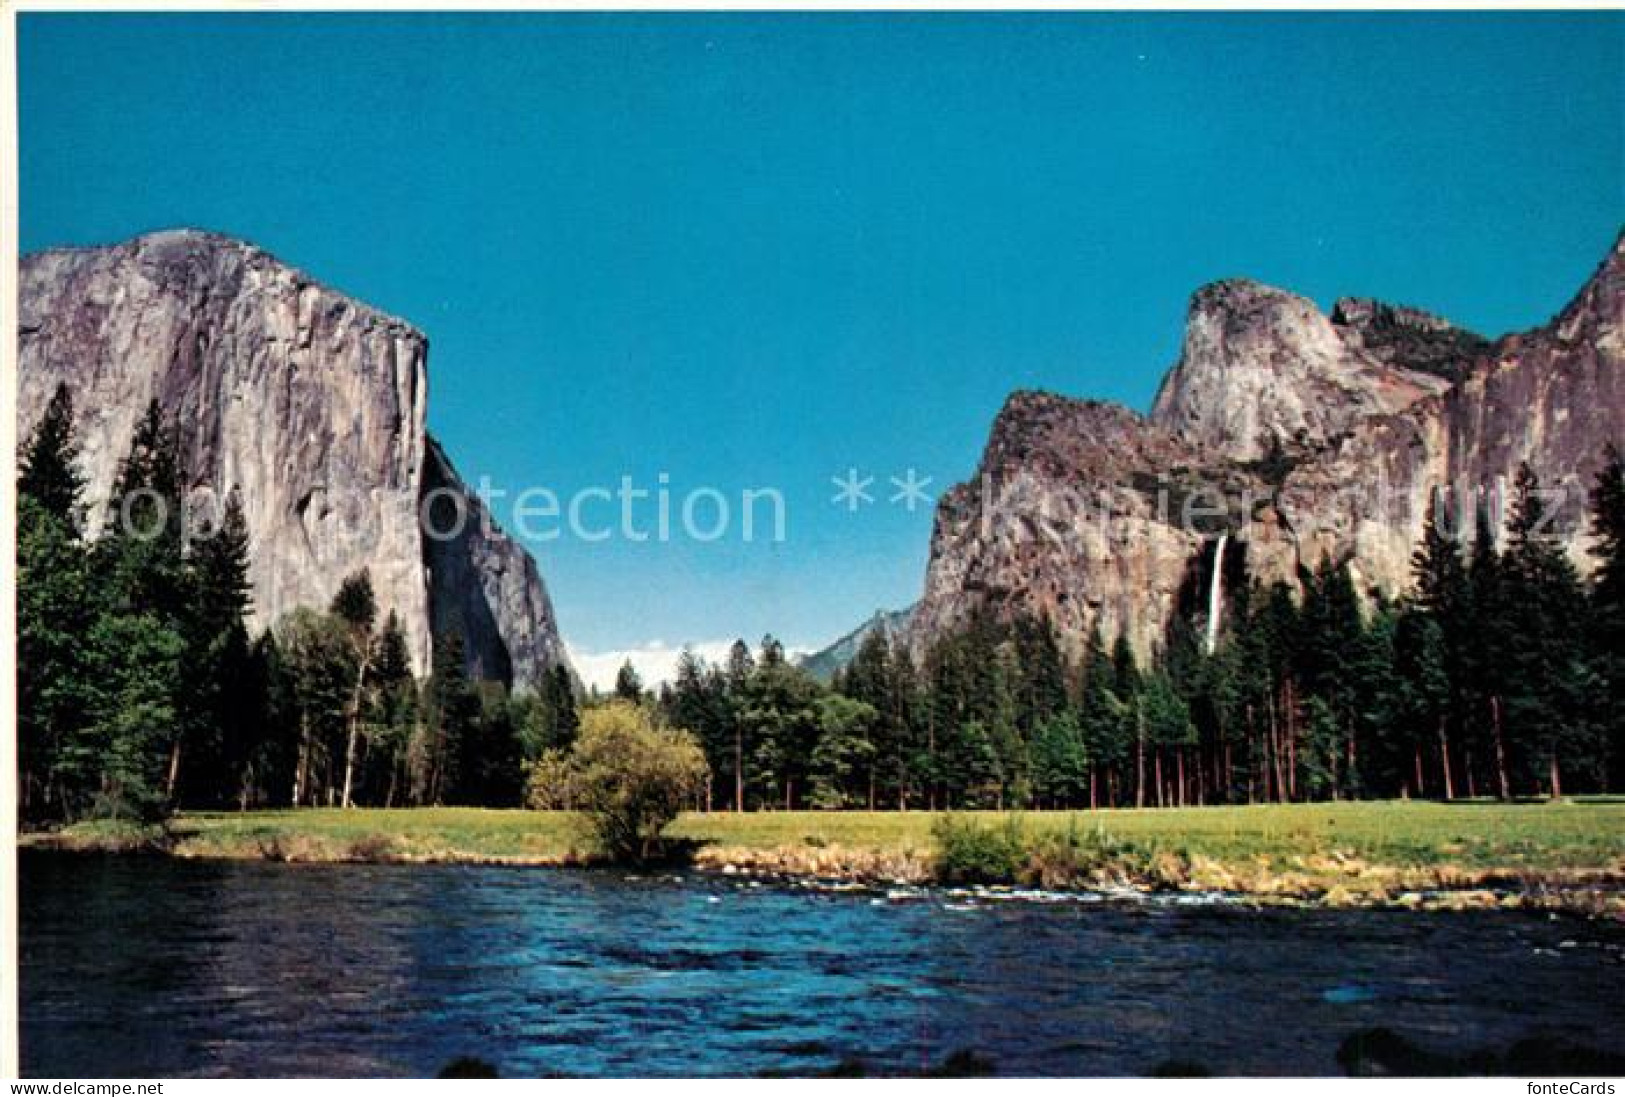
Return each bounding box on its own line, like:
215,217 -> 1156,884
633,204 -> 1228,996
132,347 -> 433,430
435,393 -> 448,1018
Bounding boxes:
19,852 -> 1625,1077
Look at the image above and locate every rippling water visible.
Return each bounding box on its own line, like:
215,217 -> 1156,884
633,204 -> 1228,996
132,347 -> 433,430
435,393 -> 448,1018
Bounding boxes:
19,852 -> 1625,1077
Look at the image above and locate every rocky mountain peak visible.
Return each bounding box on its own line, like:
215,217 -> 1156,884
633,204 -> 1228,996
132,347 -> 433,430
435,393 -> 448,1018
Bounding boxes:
1328,297 -> 1490,383
912,230 -> 1622,665
18,230 -> 568,689
1543,227 -> 1625,348
982,391 -> 1174,477
1150,274 -> 1450,462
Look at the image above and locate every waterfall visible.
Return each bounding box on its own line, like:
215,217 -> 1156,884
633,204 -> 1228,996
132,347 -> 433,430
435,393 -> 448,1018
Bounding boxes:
1205,533 -> 1228,655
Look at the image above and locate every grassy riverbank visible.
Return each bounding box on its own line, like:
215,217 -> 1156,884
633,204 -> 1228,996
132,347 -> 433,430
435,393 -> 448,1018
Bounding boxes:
22,799 -> 1625,911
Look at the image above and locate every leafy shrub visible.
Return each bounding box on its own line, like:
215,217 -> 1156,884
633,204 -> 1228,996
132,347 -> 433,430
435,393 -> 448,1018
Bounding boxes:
932,815 -> 1160,888
546,701 -> 709,863
1025,819 -> 1152,887
931,814 -> 1027,884
523,748 -> 578,810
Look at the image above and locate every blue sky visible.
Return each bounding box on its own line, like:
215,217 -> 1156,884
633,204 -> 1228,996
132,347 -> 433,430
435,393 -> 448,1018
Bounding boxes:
19,12 -> 1623,671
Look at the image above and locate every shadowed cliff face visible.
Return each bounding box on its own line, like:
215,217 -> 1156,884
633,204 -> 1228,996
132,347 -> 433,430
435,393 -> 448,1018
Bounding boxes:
17,229 -> 568,688
913,231 -> 1624,661
422,439 -> 569,690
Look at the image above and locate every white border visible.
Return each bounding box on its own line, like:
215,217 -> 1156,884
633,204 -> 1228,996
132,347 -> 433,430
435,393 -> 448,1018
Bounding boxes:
1,2 -> 1619,1087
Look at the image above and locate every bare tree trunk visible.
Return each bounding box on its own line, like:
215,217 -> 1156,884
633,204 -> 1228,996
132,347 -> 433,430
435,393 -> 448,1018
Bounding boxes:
1135,706 -> 1147,809
1437,716 -> 1455,800
1283,681 -> 1298,802
927,718 -> 938,812
1413,744 -> 1426,799
340,645 -> 374,810
1267,696 -> 1285,802
1490,695 -> 1512,802
165,738 -> 183,803
340,723 -> 361,809
1346,723 -> 1357,796
293,712 -> 311,807
734,728 -> 744,813
1549,755 -> 1563,800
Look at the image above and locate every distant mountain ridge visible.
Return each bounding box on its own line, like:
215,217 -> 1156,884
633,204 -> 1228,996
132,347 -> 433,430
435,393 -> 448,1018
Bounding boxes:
797,606 -> 916,681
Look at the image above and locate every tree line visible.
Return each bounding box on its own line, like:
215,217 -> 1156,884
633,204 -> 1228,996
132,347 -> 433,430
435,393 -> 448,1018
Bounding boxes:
17,387 -> 579,824
18,383 -> 1623,822
649,452 -> 1623,810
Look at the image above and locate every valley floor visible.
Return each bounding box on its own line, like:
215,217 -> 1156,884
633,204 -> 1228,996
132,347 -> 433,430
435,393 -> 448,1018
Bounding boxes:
22,799 -> 1625,913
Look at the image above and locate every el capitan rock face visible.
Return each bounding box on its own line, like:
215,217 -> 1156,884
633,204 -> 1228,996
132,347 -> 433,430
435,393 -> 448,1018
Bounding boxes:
912,231 -> 1624,661
17,229 -> 567,689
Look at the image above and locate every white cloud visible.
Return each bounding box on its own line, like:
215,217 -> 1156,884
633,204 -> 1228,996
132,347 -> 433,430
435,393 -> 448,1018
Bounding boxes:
567,639 -> 811,693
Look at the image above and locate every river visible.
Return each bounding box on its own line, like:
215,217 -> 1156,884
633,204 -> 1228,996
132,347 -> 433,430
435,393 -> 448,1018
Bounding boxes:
19,852 -> 1624,1077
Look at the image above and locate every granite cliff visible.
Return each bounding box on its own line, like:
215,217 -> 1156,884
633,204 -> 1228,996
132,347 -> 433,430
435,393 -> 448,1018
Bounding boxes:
17,229 -> 567,689
912,231 -> 1624,661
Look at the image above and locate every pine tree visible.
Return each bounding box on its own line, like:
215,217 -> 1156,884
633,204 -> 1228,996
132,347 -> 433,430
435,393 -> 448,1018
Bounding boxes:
613,660 -> 644,703
1407,491 -> 1470,798
1244,582 -> 1303,803
1108,632 -> 1150,807
740,654 -> 822,809
67,612 -> 186,822
723,639 -> 755,811
17,496 -> 94,821
424,630 -> 480,805
667,649 -> 729,809
1394,608 -> 1452,798
240,631 -> 298,809
16,389 -> 93,821
181,491 -> 256,808
19,383 -> 86,527
1143,670 -> 1196,806
1502,464 -> 1594,795
1012,614 -> 1068,735
1588,446 -> 1625,789
367,611 -> 417,806
102,400 -> 187,614
839,630 -> 922,809
809,693 -> 877,809
450,685 -> 525,806
1073,626 -> 1120,807
277,608 -> 355,806
192,493 -> 253,630
1029,710 -> 1087,808
1297,558 -> 1366,798
329,571 -> 378,808
545,664 -> 580,749
91,401 -> 190,812
1457,498 -> 1513,799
